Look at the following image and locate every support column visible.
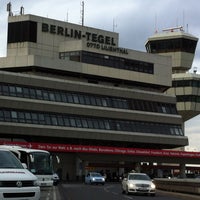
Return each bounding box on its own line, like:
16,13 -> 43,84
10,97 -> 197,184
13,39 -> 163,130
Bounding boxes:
135,162 -> 141,173
179,163 -> 186,178
75,157 -> 83,181
119,161 -> 125,180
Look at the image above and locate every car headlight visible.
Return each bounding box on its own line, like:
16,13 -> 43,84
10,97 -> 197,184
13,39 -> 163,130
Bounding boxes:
33,180 -> 40,186
102,178 -> 105,181
92,178 -> 95,181
151,183 -> 156,189
128,183 -> 135,188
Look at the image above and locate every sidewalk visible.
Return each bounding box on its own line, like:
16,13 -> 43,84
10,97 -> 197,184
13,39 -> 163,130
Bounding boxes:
158,189 -> 200,200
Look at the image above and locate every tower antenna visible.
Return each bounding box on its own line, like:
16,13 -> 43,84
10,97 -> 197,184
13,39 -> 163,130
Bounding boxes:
154,13 -> 158,33
7,2 -> 13,16
81,1 -> 84,26
183,10 -> 185,31
113,18 -> 117,32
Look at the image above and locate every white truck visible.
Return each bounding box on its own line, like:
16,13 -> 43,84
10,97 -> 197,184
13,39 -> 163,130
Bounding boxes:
0,148 -> 40,200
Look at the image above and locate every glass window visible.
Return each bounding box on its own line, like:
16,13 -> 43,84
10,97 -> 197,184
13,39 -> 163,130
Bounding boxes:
81,119 -> 88,128
9,86 -> 16,96
116,122 -> 121,130
43,91 -> 49,100
93,120 -> 99,129
18,112 -> 25,123
49,92 -> 55,101
90,96 -> 96,106
25,112 -> 32,123
96,97 -> 102,106
63,117 -> 70,126
30,89 -> 36,99
0,110 -> 3,120
66,93 -> 73,103
4,110 -> 11,121
61,93 -> 67,102
23,87 -> 30,98
38,114 -> 45,124
11,111 -> 18,122
73,94 -> 79,104
57,116 -> 64,126
79,95 -> 85,104
87,119 -> 94,128
31,113 -> 38,124
70,118 -> 76,127
51,115 -> 58,125
36,89 -> 43,100
174,127 -> 181,135
44,114 -> 51,125
2,85 -> 9,95
16,86 -> 23,97
112,99 -> 119,108
161,106 -> 167,113
102,98 -> 108,107
55,93 -> 62,102
85,96 -> 91,105
76,118 -> 82,127
98,120 -> 105,129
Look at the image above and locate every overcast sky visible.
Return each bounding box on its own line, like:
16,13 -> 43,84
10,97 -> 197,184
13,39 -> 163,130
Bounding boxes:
0,0 -> 200,150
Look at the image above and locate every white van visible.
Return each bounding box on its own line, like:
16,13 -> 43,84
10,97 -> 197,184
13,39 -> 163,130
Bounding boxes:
0,149 -> 40,200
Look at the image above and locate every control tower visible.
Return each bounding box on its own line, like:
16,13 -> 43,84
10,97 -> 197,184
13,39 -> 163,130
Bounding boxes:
145,27 -> 199,121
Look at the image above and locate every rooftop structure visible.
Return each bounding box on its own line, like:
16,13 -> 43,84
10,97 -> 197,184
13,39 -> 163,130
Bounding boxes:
146,27 -> 200,121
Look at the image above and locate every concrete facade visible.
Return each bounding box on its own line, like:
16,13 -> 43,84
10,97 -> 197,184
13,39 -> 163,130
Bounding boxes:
0,14 -> 189,180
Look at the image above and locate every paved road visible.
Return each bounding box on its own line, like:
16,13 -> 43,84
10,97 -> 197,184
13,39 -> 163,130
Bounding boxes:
39,183 -> 200,200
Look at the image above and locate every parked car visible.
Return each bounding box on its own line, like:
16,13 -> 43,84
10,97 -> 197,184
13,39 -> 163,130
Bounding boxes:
122,172 -> 156,196
0,149 -> 40,200
85,172 -> 105,185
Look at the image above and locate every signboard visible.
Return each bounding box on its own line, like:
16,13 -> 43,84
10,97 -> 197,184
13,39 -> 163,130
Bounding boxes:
41,22 -> 128,54
1,140 -> 200,158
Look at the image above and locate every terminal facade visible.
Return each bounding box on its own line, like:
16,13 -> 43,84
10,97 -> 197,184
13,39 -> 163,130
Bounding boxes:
0,14 -> 198,180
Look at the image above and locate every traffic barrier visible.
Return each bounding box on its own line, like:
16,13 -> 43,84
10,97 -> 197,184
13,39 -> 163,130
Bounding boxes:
154,178 -> 200,194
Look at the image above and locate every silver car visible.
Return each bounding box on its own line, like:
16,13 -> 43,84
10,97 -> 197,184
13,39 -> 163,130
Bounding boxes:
122,173 -> 156,196
85,172 -> 105,185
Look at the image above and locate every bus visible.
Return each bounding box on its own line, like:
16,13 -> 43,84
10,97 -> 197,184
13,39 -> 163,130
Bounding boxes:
0,145 -> 59,187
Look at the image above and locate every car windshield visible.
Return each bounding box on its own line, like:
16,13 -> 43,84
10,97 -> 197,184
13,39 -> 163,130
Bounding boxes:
129,174 -> 150,181
91,173 -> 102,177
0,150 -> 23,169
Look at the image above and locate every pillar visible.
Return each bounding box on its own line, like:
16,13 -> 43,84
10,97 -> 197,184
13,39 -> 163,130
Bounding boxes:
135,162 -> 141,173
179,163 -> 186,178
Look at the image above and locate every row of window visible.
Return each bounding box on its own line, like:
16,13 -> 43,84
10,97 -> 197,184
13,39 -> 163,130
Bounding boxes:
172,80 -> 200,88
177,95 -> 200,103
146,38 -> 197,54
0,83 -> 178,114
59,51 -> 154,74
0,109 -> 183,136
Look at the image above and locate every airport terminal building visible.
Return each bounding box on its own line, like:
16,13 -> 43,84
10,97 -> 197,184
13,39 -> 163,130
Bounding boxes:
0,14 -> 190,180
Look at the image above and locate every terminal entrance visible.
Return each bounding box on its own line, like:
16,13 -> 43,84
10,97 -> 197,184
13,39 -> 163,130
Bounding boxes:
1,140 -> 200,181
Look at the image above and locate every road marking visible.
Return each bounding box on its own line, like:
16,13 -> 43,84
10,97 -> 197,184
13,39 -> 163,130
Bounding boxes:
112,192 -> 118,195
53,186 -> 57,200
46,191 -> 50,200
124,196 -> 133,200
